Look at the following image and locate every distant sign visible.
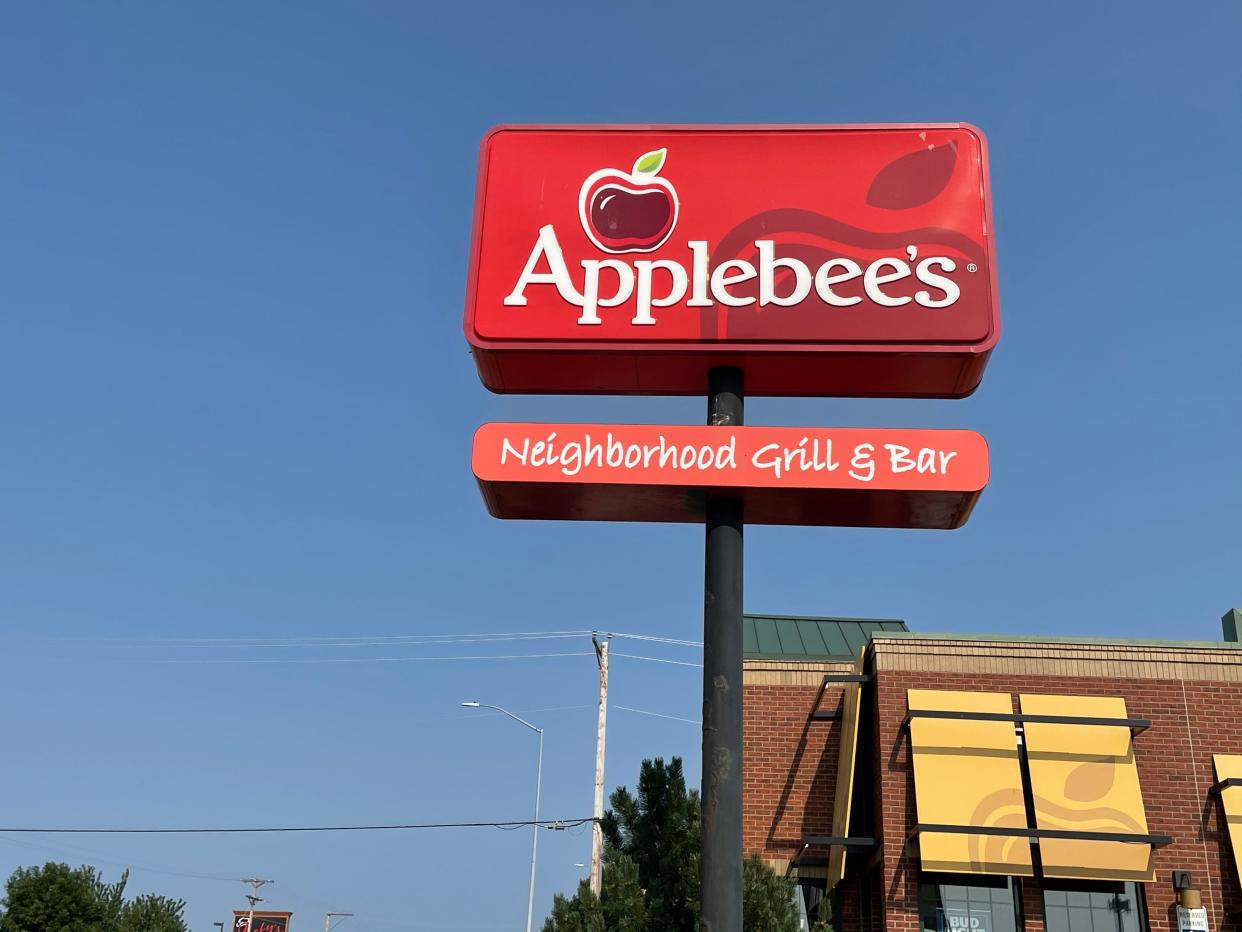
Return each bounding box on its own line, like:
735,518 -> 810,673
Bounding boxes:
472,423 -> 988,528
233,912 -> 291,932
1178,906 -> 1209,932
464,124 -> 1000,397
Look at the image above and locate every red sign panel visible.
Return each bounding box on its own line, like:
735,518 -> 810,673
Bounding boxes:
473,424 -> 988,528
234,913 -> 291,932
464,124 -> 999,397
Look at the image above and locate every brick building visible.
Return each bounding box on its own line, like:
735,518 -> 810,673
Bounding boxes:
743,610 -> 1242,932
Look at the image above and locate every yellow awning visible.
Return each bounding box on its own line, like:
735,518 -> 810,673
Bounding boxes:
826,650 -> 865,890
1020,694 -> 1154,882
1213,754 -> 1242,887
908,689 -> 1033,876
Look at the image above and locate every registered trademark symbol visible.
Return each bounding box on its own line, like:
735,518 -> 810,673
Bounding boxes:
966,263 -> 978,273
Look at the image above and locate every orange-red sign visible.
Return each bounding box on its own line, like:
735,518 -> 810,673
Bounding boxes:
473,424 -> 988,528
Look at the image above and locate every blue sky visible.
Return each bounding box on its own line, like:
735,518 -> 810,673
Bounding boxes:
1,2 -> 1239,930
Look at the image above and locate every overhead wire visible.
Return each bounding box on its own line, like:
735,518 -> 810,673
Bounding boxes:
0,818 -> 595,835
610,632 -> 702,648
0,835 -> 413,929
0,834 -> 239,883
612,652 -> 702,668
8,628 -> 700,925
59,628 -> 703,649
614,705 -> 700,725
84,628 -> 707,667
155,651 -> 703,667
158,652 -> 595,665
72,629 -> 597,646
150,633 -> 595,650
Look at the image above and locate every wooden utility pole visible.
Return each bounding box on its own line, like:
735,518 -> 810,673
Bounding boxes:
590,633 -> 611,897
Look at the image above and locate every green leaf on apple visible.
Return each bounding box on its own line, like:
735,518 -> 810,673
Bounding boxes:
633,148 -> 667,176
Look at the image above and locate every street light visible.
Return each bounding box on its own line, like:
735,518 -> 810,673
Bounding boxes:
325,911 -> 354,932
463,700 -> 544,932
240,878 -> 273,932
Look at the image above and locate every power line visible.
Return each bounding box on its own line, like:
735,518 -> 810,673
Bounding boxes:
0,835 -> 239,883
143,633 -> 595,650
64,628 -> 703,649
615,705 -> 701,725
158,652 -> 595,665
0,835 -> 409,929
0,818 -> 594,835
74,629 -> 597,646
612,652 -> 702,668
610,632 -> 702,648
225,634 -> 589,650
154,644 -> 701,667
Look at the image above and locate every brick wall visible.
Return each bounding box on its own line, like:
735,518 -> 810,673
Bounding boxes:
870,636 -> 1242,932
742,639 -> 1242,930
742,660 -> 854,869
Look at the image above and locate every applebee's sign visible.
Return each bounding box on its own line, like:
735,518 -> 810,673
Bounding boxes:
464,125 -> 1000,398
517,146 -> 961,324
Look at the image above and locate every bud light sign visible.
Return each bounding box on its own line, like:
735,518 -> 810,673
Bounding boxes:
940,911 -> 989,932
464,124 -> 1000,397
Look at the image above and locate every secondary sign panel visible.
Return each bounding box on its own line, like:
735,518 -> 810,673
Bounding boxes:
233,914 -> 291,932
465,124 -> 999,396
473,423 -> 988,528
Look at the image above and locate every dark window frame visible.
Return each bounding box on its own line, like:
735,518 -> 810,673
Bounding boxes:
918,872 -> 1024,932
1041,879 -> 1150,932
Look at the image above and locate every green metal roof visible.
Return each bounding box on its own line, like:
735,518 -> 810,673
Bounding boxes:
743,614 -> 908,661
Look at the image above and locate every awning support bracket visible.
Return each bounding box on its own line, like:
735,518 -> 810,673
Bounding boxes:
785,835 -> 879,877
903,708 -> 1152,735
908,822 -> 1172,848
1210,777 -> 1242,795
823,673 -> 873,684
809,674 -> 867,722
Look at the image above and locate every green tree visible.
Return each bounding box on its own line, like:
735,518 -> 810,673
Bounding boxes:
540,852 -> 645,932
602,757 -> 699,931
0,863 -> 188,932
0,863 -> 120,932
544,757 -> 804,932
741,855 -> 800,931
119,894 -> 189,932
598,852 -> 644,932
543,881 -> 605,932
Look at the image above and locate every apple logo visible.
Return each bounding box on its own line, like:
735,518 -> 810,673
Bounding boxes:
578,148 -> 679,254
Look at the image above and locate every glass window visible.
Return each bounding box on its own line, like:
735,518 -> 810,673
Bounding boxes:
797,881 -> 838,931
1043,882 -> 1148,932
919,875 -> 1021,932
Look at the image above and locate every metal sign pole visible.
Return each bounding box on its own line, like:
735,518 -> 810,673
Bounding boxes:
701,365 -> 744,932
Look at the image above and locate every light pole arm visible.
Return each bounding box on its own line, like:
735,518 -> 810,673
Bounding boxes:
478,703 -> 542,735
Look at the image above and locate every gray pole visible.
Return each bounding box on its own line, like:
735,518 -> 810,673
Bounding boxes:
526,726 -> 544,932
700,365 -> 744,932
